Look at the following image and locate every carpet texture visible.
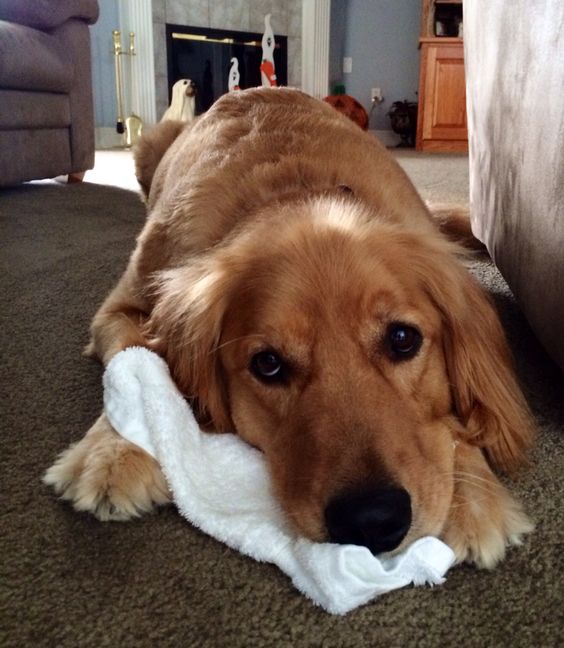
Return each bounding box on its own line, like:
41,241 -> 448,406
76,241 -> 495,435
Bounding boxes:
1,178 -> 562,648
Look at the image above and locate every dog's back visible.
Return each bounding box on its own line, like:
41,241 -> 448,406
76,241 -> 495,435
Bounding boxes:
134,88 -> 434,268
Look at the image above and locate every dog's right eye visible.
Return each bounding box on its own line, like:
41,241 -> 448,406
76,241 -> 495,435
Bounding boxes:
250,350 -> 288,384
385,323 -> 423,361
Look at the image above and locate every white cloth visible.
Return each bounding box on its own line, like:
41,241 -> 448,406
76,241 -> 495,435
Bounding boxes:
103,347 -> 455,615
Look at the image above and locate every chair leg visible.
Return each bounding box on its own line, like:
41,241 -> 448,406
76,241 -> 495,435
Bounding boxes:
67,171 -> 86,184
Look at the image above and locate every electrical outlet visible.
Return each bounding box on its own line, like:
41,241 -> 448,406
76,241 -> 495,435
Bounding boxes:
343,57 -> 352,74
371,87 -> 383,103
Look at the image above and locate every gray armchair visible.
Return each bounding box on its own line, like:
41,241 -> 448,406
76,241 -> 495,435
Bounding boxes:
0,0 -> 99,186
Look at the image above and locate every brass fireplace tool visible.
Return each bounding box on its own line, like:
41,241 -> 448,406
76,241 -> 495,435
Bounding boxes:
112,30 -> 143,147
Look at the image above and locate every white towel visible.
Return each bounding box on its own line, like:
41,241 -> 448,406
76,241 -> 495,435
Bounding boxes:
103,347 -> 455,615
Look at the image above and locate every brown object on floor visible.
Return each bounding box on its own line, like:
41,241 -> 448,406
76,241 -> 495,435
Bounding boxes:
324,93 -> 369,130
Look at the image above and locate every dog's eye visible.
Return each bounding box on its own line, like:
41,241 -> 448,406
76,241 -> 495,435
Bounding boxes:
250,350 -> 287,384
386,323 -> 422,360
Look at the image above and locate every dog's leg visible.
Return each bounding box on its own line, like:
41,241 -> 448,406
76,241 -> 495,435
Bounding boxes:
441,442 -> 533,568
44,413 -> 171,520
84,260 -> 152,365
47,271 -> 165,520
50,238 -> 168,519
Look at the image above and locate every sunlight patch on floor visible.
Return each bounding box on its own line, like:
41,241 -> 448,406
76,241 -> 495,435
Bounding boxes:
85,149 -> 139,192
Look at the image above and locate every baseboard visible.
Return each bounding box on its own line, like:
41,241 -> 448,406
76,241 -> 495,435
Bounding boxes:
369,129 -> 401,148
96,125 -> 160,150
95,127 -> 127,150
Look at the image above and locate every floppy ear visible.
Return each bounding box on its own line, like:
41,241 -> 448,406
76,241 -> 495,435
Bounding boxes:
408,235 -> 534,473
145,262 -> 234,432
441,272 -> 534,472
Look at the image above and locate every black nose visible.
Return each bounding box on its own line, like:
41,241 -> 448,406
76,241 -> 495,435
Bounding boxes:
324,487 -> 411,555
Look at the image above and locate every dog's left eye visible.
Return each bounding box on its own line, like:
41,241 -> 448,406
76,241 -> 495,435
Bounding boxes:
250,350 -> 288,384
386,323 -> 422,360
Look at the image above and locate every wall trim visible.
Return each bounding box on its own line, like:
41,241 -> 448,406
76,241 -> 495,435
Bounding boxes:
302,0 -> 331,98
95,126 -> 125,150
118,0 -> 157,125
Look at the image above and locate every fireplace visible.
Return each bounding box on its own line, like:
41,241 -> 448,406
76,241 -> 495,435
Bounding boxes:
166,24 -> 288,114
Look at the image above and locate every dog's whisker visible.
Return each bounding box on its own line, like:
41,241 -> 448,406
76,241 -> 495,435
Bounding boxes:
448,496 -> 492,510
450,473 -> 496,485
438,470 -> 498,488
452,476 -> 498,491
209,334 -> 266,354
451,470 -> 497,483
450,479 -> 497,495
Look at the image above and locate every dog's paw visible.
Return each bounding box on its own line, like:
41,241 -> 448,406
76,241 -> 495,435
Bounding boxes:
442,485 -> 533,569
44,414 -> 171,521
440,442 -> 533,568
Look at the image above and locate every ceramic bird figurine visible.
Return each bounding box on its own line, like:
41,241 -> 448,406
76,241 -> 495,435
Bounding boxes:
161,79 -> 197,122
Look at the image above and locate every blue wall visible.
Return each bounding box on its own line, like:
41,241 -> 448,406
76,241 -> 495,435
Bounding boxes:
90,0 -> 119,128
330,0 -> 421,130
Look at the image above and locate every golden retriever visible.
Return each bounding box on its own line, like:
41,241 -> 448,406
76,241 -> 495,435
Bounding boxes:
45,88 -> 534,568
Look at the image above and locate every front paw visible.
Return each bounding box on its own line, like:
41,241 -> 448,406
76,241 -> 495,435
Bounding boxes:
442,486 -> 533,569
44,413 -> 171,521
441,445 -> 533,569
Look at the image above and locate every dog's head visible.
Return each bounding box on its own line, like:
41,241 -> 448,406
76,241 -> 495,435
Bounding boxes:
148,197 -> 533,553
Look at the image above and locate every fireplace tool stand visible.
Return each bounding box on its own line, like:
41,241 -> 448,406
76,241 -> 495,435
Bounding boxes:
112,30 -> 143,147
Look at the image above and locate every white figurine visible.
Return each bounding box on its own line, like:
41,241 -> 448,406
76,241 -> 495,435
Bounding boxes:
161,79 -> 196,122
260,14 -> 277,87
228,57 -> 240,92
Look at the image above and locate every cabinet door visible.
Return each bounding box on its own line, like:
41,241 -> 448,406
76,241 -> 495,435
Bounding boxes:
419,43 -> 468,149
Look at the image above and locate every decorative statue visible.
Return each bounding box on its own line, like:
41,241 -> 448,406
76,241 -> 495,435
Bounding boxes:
260,14 -> 277,87
387,100 -> 418,147
161,79 -> 197,122
228,57 -> 240,92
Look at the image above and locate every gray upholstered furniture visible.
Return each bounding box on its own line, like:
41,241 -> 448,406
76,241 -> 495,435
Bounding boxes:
464,1 -> 564,371
0,0 -> 99,186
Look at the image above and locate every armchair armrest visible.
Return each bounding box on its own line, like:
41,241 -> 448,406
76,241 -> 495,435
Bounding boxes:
0,0 -> 99,31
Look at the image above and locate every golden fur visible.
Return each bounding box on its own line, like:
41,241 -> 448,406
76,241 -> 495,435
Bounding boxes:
45,88 -> 534,567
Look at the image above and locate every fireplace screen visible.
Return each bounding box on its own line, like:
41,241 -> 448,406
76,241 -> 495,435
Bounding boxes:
166,24 -> 288,114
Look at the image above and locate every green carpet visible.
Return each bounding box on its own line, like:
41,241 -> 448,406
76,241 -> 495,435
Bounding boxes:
1,180 -> 562,647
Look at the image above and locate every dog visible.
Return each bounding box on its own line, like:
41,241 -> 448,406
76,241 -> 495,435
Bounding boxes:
45,88 -> 534,568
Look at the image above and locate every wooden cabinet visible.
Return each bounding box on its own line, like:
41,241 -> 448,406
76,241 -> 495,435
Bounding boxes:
416,40 -> 468,151
416,1 -> 468,152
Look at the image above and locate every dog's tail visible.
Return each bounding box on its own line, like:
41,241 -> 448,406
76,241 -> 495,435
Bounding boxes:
134,120 -> 187,200
427,203 -> 487,254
